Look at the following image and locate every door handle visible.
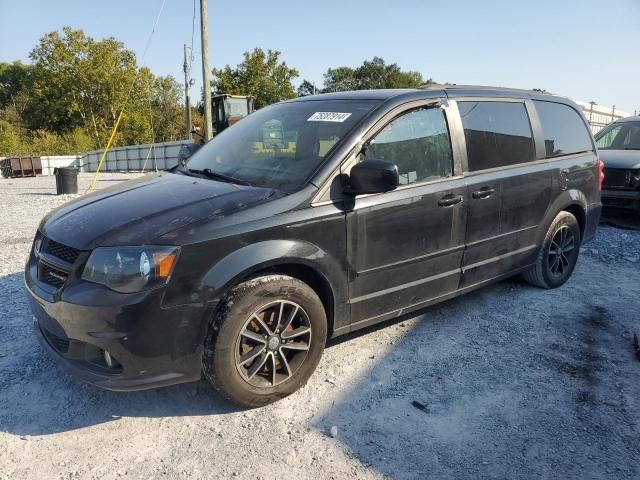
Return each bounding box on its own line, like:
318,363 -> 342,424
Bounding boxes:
471,187 -> 495,199
438,193 -> 463,207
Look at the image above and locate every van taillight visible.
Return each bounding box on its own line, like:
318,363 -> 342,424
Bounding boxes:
597,159 -> 605,191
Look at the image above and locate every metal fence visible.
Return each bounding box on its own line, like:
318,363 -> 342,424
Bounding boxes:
40,156 -> 82,175
1,141 -> 194,177
81,140 -> 194,172
574,101 -> 632,134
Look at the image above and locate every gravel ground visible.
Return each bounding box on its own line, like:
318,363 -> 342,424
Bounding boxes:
1,174 -> 639,480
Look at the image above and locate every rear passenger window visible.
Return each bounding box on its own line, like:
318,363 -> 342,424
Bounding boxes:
458,101 -> 535,171
534,101 -> 593,157
365,108 -> 453,185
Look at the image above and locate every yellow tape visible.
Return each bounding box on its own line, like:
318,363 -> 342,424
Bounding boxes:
88,110 -> 125,192
141,143 -> 154,173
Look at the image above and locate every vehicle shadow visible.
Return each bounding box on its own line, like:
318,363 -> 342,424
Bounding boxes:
315,267 -> 639,480
17,192 -> 57,196
0,271 -> 241,436
600,206 -> 640,230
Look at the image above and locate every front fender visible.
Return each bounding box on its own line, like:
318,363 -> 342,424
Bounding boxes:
200,239 -> 348,330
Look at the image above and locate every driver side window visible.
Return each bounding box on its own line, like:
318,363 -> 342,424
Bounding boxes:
362,108 -> 453,185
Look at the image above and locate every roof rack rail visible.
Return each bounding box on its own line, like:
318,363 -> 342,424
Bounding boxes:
418,83 -> 553,95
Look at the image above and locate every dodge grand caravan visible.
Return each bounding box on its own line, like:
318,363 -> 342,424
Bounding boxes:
25,86 -> 602,407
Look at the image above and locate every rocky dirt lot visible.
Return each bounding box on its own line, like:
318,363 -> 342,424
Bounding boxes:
1,174 -> 639,480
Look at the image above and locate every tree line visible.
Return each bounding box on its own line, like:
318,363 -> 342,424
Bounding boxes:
0,27 -> 434,156
212,49 -> 434,108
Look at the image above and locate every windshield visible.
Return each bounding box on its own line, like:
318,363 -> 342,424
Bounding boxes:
186,99 -> 380,192
226,97 -> 249,117
595,121 -> 640,150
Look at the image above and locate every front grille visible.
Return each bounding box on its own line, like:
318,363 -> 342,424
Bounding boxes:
40,326 -> 70,353
603,168 -> 631,189
32,233 -> 83,289
44,238 -> 81,264
38,262 -> 69,288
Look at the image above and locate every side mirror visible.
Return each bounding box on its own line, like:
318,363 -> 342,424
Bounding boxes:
345,160 -> 399,195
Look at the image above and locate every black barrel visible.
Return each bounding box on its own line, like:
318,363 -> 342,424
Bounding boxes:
53,167 -> 79,195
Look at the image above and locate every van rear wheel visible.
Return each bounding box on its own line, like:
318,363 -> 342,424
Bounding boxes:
523,211 -> 581,289
203,275 -> 327,408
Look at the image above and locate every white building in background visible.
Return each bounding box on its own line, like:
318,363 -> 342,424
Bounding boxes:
573,100 -> 632,134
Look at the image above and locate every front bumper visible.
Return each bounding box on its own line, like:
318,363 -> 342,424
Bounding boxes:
602,189 -> 640,209
25,265 -> 210,391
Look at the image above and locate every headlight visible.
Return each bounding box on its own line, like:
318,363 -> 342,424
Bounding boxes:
81,246 -> 179,293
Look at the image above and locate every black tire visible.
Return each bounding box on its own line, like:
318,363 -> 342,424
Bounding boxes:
523,211 -> 581,289
203,274 -> 327,407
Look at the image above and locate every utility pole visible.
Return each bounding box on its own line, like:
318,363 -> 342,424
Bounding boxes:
183,44 -> 192,140
200,0 -> 213,141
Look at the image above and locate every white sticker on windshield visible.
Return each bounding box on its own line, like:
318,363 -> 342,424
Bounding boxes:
307,112 -> 352,122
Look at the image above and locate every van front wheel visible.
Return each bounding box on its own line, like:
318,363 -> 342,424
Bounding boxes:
523,211 -> 581,289
202,275 -> 327,408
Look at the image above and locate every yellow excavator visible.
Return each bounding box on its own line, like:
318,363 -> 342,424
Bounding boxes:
212,94 -> 254,134
180,94 -> 254,162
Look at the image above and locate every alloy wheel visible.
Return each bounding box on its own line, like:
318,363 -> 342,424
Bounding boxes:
547,225 -> 575,276
235,300 -> 312,387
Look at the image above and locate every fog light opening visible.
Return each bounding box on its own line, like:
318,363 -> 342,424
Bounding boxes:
103,350 -> 121,369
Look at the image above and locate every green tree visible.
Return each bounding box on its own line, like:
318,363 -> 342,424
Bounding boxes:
212,48 -> 299,109
0,28 -> 188,155
297,80 -> 317,97
12,27 -> 186,152
148,75 -> 184,142
28,27 -> 141,145
323,57 -> 429,92
0,120 -> 22,156
322,66 -> 359,92
0,62 -> 33,142
0,62 -> 33,112
64,127 -> 94,153
190,105 -> 204,133
29,129 -> 68,155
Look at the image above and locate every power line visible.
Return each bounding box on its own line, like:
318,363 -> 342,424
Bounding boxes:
88,0 -> 167,191
189,0 -> 197,74
122,0 -> 168,109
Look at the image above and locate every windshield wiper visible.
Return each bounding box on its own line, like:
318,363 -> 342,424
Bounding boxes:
187,168 -> 254,186
598,147 -> 640,150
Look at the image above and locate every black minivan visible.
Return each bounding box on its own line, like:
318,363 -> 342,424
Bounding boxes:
26,86 -> 602,407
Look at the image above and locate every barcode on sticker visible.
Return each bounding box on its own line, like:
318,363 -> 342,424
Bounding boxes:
307,112 -> 352,122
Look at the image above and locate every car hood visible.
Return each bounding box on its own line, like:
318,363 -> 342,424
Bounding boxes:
40,172 -> 284,249
599,149 -> 640,169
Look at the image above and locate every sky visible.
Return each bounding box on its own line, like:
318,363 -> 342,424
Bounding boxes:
1,0 -> 639,114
